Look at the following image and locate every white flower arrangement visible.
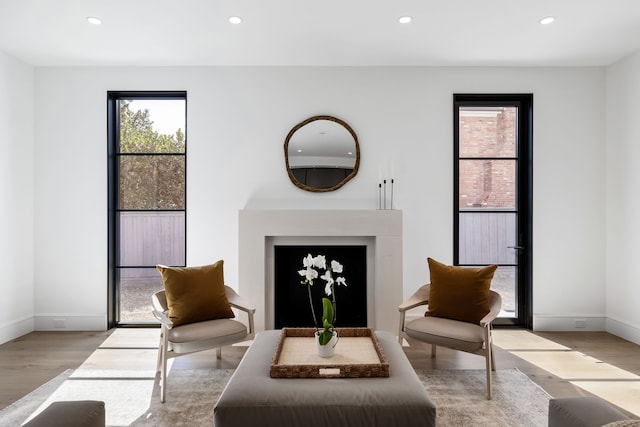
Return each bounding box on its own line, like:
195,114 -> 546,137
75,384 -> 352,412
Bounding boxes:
298,254 -> 347,345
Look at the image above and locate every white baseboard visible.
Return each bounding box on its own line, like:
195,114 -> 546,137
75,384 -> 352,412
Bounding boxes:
606,317 -> 640,346
34,315 -> 107,331
533,314 -> 606,331
533,315 -> 640,346
0,316 -> 34,345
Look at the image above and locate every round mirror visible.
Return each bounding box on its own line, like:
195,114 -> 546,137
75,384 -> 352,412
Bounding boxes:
284,115 -> 360,192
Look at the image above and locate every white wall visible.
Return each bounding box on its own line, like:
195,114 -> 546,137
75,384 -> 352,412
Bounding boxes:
0,51 -> 35,343
30,66 -> 608,333
605,51 -> 640,344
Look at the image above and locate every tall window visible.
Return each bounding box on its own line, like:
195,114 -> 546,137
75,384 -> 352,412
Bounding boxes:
454,94 -> 533,328
108,91 -> 187,326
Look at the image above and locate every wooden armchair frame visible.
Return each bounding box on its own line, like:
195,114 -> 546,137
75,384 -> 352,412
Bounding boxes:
151,286 -> 255,403
398,284 -> 502,399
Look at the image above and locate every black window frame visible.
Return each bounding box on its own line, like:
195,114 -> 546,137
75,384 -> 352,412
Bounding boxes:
453,93 -> 533,329
107,90 -> 187,328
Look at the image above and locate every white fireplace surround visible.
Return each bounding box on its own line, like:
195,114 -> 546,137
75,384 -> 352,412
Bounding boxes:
238,209 -> 403,333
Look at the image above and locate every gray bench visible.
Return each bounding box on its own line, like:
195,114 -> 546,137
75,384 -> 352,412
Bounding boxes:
549,397 -> 634,427
23,400 -> 105,427
214,330 -> 436,427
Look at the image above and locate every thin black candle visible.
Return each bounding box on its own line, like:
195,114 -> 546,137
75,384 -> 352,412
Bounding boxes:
391,179 -> 394,210
383,179 -> 387,210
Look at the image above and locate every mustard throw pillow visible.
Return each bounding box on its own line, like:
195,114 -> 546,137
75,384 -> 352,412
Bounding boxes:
426,257 -> 497,324
157,261 -> 235,327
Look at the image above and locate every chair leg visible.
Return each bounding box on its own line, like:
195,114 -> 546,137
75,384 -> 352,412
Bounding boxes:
488,324 -> 496,371
160,326 -> 169,403
491,341 -> 496,372
155,330 -> 163,374
485,348 -> 493,399
431,344 -> 437,358
485,327 -> 493,400
398,311 -> 406,346
216,347 -> 222,360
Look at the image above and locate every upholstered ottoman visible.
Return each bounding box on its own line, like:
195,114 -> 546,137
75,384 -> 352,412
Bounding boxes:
548,397 -> 633,427
23,400 -> 105,427
214,330 -> 436,427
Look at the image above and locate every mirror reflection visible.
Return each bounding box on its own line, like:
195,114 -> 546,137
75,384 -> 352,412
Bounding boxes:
284,115 -> 360,192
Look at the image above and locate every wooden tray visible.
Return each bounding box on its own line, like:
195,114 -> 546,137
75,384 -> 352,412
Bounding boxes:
270,328 -> 389,378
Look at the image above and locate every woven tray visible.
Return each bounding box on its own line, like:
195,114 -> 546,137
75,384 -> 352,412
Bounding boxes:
270,328 -> 389,378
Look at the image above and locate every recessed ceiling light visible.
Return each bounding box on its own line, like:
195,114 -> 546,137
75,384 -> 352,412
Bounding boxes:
229,16 -> 242,25
398,16 -> 412,24
87,16 -> 102,25
539,16 -> 555,25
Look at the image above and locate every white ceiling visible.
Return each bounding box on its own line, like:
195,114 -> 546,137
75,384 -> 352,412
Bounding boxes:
1,0 -> 639,67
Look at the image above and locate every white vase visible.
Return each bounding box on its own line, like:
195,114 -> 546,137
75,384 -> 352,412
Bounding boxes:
315,330 -> 338,358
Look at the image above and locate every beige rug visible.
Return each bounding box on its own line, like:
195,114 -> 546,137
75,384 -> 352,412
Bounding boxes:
0,368 -> 549,426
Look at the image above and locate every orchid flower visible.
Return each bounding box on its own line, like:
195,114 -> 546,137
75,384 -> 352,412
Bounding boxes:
331,260 -> 343,273
320,270 -> 334,285
313,255 -> 327,270
299,254 -> 346,340
299,267 -> 318,283
303,254 -> 314,268
324,282 -> 333,296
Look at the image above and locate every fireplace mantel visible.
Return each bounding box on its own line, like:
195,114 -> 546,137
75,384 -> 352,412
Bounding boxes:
238,209 -> 403,333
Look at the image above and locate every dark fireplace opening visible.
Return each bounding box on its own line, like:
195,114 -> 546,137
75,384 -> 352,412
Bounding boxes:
274,245 -> 367,329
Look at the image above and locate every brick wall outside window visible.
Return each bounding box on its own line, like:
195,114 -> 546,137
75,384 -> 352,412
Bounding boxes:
459,108 -> 516,209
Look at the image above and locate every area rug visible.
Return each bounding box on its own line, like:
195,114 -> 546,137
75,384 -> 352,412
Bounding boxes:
417,369 -> 549,426
0,368 -> 549,427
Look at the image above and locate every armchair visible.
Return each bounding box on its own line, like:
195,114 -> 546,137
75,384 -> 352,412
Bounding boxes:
152,286 -> 255,403
398,284 -> 502,399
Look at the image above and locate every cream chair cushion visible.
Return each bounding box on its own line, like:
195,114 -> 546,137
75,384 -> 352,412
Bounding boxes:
167,318 -> 248,354
405,316 -> 485,353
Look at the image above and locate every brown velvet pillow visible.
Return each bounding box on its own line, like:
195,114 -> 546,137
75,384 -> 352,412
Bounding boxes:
157,260 -> 234,327
426,257 -> 497,324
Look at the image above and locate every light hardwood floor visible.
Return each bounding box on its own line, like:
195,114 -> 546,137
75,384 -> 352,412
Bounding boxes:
1,328 -> 639,418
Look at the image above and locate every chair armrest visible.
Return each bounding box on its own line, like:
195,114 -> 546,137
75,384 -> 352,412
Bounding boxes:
225,286 -> 256,338
398,284 -> 430,344
225,286 -> 256,314
152,309 -> 174,329
398,284 -> 430,312
480,291 -> 502,327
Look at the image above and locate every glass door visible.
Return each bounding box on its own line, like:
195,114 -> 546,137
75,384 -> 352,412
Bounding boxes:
107,91 -> 187,326
454,94 -> 533,327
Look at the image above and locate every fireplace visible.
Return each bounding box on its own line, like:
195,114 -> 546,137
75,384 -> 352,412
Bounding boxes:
238,209 -> 403,333
273,244 -> 368,329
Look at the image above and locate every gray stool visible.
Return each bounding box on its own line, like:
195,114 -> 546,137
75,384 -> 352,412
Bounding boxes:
548,397 -> 631,427
23,400 -> 105,427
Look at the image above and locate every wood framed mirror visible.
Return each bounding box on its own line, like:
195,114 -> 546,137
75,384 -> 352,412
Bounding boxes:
284,115 -> 360,192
